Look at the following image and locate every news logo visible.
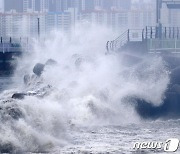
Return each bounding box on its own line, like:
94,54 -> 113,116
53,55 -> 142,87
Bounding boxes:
164,138 -> 179,152
133,138 -> 179,152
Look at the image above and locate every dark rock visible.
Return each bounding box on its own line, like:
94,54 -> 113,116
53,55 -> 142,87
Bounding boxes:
133,91 -> 180,119
45,59 -> 57,66
7,107 -> 23,120
0,143 -> 14,153
12,93 -> 26,100
171,66 -> 180,84
33,63 -> 45,76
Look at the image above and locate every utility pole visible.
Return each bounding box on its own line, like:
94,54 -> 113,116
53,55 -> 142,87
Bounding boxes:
37,17 -> 40,40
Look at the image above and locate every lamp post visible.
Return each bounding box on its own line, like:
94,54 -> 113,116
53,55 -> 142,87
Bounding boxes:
37,17 -> 40,39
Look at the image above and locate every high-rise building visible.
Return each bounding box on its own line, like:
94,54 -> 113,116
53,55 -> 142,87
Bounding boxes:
49,0 -> 68,12
93,0 -> 132,11
0,0 -> 4,13
67,0 -> 82,11
4,0 -> 23,12
40,0 -> 49,12
114,0 -> 131,10
101,0 -> 112,10
84,0 -> 94,11
94,0 -> 103,10
45,11 -> 72,32
23,0 -> 29,12
102,0 -> 131,10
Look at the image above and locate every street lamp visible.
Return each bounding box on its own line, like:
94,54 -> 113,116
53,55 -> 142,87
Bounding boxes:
37,17 -> 40,39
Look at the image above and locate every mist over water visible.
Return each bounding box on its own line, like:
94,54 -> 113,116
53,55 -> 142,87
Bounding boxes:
0,24 -> 171,152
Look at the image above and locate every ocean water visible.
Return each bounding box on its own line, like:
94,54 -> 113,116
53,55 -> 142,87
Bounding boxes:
0,76 -> 179,153
0,24 -> 180,153
60,121 -> 180,154
0,77 -> 14,92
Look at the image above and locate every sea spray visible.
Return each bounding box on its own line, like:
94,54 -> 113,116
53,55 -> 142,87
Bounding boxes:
0,24 -> 170,152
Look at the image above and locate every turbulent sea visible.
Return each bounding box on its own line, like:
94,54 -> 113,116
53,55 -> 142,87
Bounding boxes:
59,121 -> 180,154
0,78 -> 180,153
0,25 -> 180,153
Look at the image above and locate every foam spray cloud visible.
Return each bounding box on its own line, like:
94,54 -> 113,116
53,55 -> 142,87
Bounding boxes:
0,23 -> 169,152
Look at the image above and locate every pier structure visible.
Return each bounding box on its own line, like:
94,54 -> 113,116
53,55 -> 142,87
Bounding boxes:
0,37 -> 29,75
106,26 -> 180,53
107,0 -> 180,53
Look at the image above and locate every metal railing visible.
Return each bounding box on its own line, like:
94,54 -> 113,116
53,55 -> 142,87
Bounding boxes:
0,37 -> 29,44
106,30 -> 129,52
0,47 -> 23,53
0,37 -> 30,53
107,26 -> 180,52
106,29 -> 145,52
148,39 -> 180,53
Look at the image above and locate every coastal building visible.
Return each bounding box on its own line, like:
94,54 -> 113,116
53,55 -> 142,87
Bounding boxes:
0,12 -> 44,37
45,11 -> 72,33
0,0 -> 4,13
0,0 -> 158,37
0,10 -> 73,38
79,7 -> 156,33
23,0 -> 29,12
160,2 -> 180,27
4,0 -> 23,12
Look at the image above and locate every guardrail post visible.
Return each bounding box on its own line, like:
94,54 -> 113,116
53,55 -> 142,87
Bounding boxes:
127,29 -> 130,42
110,41 -> 112,51
146,26 -> 148,39
177,27 -> 179,39
10,37 -> 12,43
142,29 -> 144,41
155,26 -> 158,38
169,27 -> 171,38
112,41 -> 114,51
173,27 -> 175,39
106,41 -> 109,52
114,41 -> 117,49
0,37 -> 2,43
165,27 -> 167,39
151,27 -> 153,39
